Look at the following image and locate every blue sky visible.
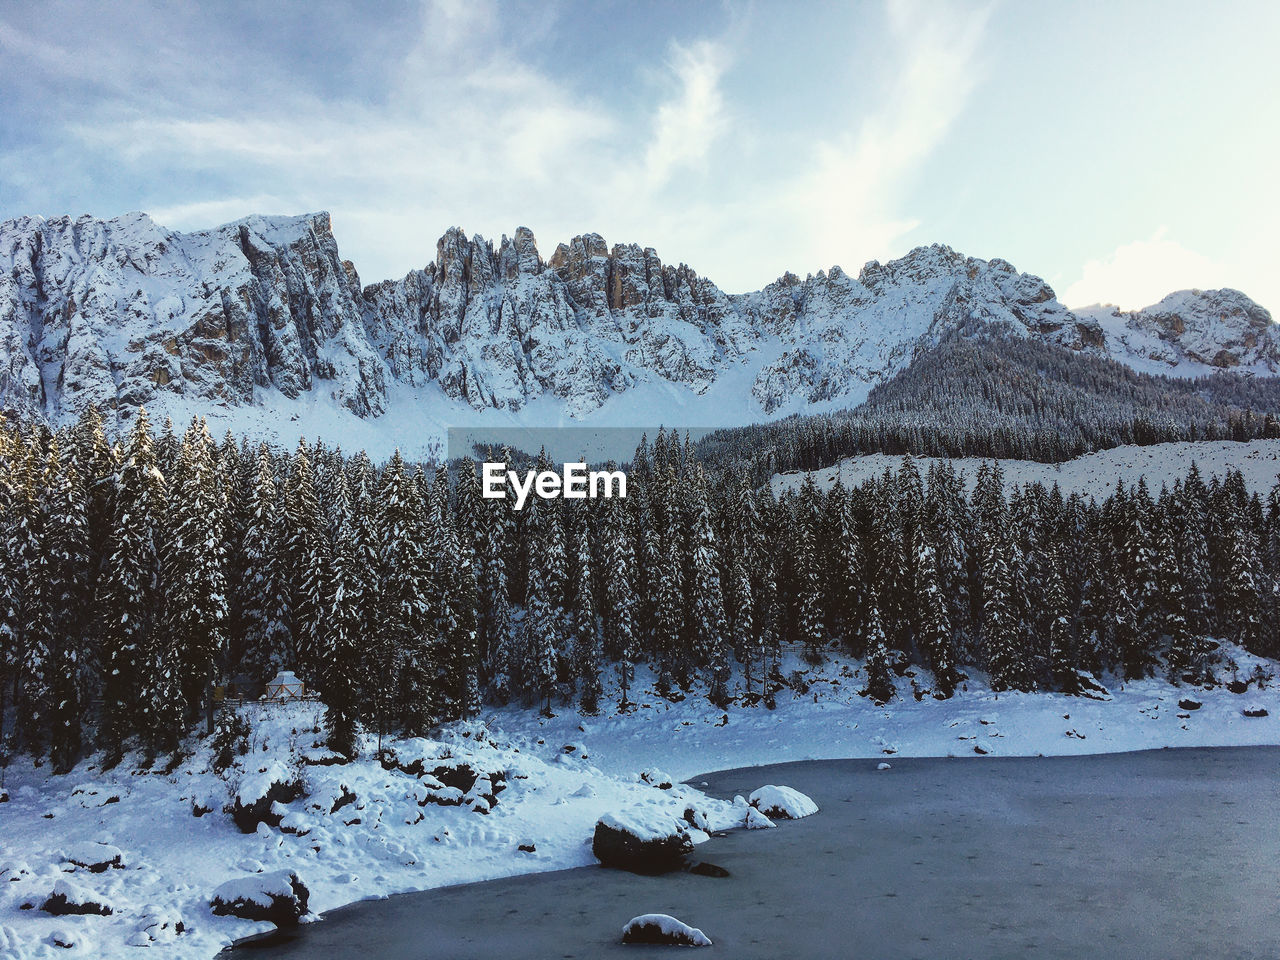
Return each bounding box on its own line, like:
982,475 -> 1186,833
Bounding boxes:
1,0 -> 1277,310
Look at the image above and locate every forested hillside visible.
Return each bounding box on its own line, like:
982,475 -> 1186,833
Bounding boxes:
2,410 -> 1278,772
695,330 -> 1280,483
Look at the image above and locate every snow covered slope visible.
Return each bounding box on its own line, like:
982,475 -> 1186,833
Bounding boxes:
1,211 -> 1276,453
772,439 -> 1280,499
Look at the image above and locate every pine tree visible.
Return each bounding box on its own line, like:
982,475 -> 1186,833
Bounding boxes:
569,504 -> 602,714
322,513 -> 365,758
239,447 -> 291,677
437,501 -> 481,721
653,470 -> 684,695
0,426 -> 18,757
377,453 -> 436,735
8,439 -> 51,753
482,485 -> 518,704
1118,480 -> 1158,679
99,410 -> 167,759
832,490 -> 868,655
981,532 -> 1031,692
44,441 -> 92,772
521,494 -> 561,714
1221,517 -> 1262,651
687,470 -> 730,705
863,603 -> 895,704
166,419 -> 229,718
601,495 -> 638,708
282,441 -> 328,679
1044,549 -> 1078,693
916,530 -> 959,697
794,476 -> 826,664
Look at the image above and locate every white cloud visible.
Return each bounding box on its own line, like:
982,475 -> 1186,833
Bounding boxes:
150,195 -> 292,230
641,41 -> 730,189
739,0 -> 992,286
33,0 -> 992,293
1062,232 -> 1274,312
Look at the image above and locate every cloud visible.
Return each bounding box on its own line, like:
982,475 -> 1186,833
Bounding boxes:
6,0 -> 993,293
150,195 -> 293,230
772,0 -> 991,280
641,41 -> 730,189
1061,231 -> 1273,312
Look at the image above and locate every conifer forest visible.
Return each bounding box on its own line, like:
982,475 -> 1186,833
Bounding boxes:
2,405 -> 1278,775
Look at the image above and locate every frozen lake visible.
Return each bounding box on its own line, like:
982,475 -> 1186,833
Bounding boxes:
226,747 -> 1280,959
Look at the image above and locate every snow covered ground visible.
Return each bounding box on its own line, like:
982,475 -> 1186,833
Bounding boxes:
773,439 -> 1280,499
2,647 -> 1278,960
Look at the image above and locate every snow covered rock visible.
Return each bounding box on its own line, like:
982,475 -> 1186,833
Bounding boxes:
49,927 -> 79,949
639,768 -> 675,789
748,785 -> 819,820
621,914 -> 712,947
131,906 -> 186,944
593,808 -> 694,874
210,869 -> 310,926
877,762 -> 892,771
61,841 -> 124,872
231,760 -> 303,832
41,878 -> 113,916
745,807 -> 775,830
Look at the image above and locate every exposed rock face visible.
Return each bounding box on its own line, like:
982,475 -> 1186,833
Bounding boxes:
0,211 -> 384,423
1,211 -> 1275,431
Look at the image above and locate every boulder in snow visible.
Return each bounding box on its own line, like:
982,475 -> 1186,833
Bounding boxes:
1243,706 -> 1269,718
749,785 -> 818,820
639,768 -> 674,790
62,842 -> 124,873
231,761 -> 303,833
132,907 -> 186,944
593,809 -> 693,874
42,879 -> 113,916
1178,698 -> 1202,711
210,869 -> 310,927
621,914 -> 712,947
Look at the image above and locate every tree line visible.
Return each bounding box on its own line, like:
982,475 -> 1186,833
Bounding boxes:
1,409 -> 1278,773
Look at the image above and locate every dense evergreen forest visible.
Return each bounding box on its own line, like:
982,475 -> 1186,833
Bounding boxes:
696,333 -> 1280,483
1,406 -> 1278,775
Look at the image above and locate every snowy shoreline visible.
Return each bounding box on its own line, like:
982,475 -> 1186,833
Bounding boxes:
3,651 -> 1279,960
220,746 -> 1280,960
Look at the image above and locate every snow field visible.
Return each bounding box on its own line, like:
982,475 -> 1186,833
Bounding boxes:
773,439 -> 1280,499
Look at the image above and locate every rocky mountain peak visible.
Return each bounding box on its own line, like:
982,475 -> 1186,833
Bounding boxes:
0,211 -> 1275,441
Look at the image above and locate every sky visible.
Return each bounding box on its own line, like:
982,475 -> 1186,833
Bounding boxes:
1,0 -> 1278,312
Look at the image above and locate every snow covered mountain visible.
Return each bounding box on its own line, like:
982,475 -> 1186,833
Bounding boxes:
1,210 -> 1276,449
1075,289 -> 1280,377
